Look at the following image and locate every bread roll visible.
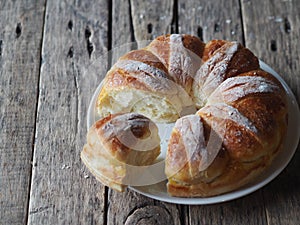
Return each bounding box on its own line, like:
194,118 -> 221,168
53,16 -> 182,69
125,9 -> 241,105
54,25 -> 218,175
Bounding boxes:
81,113 -> 161,191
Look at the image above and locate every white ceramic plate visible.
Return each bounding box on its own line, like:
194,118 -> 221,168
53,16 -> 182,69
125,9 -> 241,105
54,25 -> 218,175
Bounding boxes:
87,61 -> 300,205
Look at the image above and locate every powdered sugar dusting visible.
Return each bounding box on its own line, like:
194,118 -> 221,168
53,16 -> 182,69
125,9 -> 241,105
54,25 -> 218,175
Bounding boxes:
169,34 -> 202,92
208,76 -> 280,104
115,59 -> 168,79
193,42 -> 239,104
99,113 -> 160,151
115,59 -> 174,92
176,115 -> 203,158
175,115 -> 222,173
114,59 -> 195,115
202,42 -> 239,95
200,103 -> 258,134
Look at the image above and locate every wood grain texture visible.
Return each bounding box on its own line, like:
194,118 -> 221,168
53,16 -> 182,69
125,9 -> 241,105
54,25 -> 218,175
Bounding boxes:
111,0 -> 135,65
189,194 -> 266,225
112,0 -> 133,47
242,0 -> 300,224
0,1 -> 46,224
177,1 -> 268,224
108,190 -> 183,225
241,0 -> 300,102
107,1 -> 183,225
27,0 -> 109,224
178,0 -> 244,43
130,0 -> 174,41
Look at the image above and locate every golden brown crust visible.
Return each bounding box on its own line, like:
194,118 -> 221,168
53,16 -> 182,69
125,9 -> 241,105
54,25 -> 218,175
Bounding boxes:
167,72 -> 287,196
147,34 -> 205,94
202,41 -> 260,80
147,34 -> 171,68
166,127 -> 230,185
119,49 -> 169,75
202,39 -> 228,61
236,69 -> 284,91
81,113 -> 161,191
95,113 -> 160,164
226,45 -> 260,78
192,41 -> 260,109
167,111 -> 286,197
101,68 -> 162,91
167,153 -> 273,197
96,37 -> 197,122
181,34 -> 205,58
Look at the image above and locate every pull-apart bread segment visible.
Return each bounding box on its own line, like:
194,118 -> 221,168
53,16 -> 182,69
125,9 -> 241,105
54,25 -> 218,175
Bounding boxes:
166,70 -> 287,197
96,34 -> 206,123
81,113 -> 160,192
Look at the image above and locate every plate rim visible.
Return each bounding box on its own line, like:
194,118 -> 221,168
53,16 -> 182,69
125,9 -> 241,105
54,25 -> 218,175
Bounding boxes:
87,60 -> 300,205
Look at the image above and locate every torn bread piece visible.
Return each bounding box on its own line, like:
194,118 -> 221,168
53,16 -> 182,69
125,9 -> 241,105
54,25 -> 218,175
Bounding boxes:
81,113 -> 161,191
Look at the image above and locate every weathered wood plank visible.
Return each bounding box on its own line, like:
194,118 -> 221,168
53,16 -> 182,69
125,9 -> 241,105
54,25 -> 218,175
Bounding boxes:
178,1 -> 268,224
27,0 -> 109,224
241,0 -> 300,102
0,1 -> 46,224
110,0 -> 134,65
107,0 -> 183,225
111,0 -> 175,60
178,0 -> 244,43
189,193 -> 266,224
131,0 -> 174,40
241,0 -> 300,224
111,0 -> 133,47
108,190 -> 183,225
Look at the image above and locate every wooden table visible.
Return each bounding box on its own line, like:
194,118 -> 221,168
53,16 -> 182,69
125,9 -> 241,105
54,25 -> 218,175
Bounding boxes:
1,0 -> 299,224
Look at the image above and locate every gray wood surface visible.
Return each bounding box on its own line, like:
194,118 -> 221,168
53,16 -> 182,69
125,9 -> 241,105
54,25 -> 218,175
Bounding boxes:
242,1 -> 300,224
0,0 -> 300,224
110,0 -> 133,65
27,0 -> 108,224
130,0 -> 174,41
178,0 -> 244,43
0,1 -> 46,224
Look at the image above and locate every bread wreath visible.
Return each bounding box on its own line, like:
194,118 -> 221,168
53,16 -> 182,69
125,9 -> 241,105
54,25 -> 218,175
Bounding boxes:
86,34 -> 287,197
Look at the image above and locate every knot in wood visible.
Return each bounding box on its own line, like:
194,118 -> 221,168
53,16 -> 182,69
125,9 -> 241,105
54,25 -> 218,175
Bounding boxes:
125,205 -> 173,225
